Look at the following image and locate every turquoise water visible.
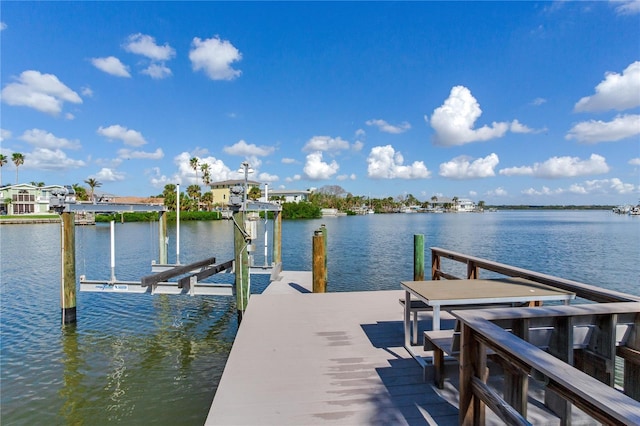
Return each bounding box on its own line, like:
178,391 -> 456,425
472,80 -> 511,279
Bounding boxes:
1,211 -> 638,424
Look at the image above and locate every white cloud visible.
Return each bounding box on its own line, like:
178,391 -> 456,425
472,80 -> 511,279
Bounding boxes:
428,86 -> 509,146
223,140 -> 275,157
92,168 -> 126,182
510,119 -> 545,134
565,114 -> 640,143
525,178 -> 637,197
499,154 -> 609,178
1,22 -> 7,31
487,187 -> 508,197
175,152 -> 232,185
351,141 -> 364,152
1,129 -> 12,142
123,33 -> 175,61
81,86 -> 93,97
366,119 -> 411,134
118,148 -> 164,160
24,148 -> 86,171
574,61 -> 640,112
612,0 -> 640,15
1,70 -> 82,115
522,186 -> 564,196
302,135 -> 351,153
91,56 -> 131,78
303,152 -> 339,180
629,158 -> 640,166
258,172 -> 279,182
20,129 -> 81,150
336,174 -> 356,181
439,153 -> 499,179
97,125 -> 147,147
189,36 -> 242,80
281,157 -> 297,164
367,145 -> 431,179
285,175 -> 302,182
141,63 -> 172,79
531,97 -> 547,106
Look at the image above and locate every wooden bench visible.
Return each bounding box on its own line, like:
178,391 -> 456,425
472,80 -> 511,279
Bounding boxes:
400,298 -> 524,346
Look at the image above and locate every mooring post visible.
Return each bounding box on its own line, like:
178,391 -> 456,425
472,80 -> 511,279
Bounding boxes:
158,211 -> 168,264
313,229 -> 326,293
414,234 -> 425,281
273,210 -> 282,266
320,224 -> 327,284
233,208 -> 250,321
60,212 -> 77,324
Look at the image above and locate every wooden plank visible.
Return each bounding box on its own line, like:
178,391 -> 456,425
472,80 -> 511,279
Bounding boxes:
471,376 -> 531,426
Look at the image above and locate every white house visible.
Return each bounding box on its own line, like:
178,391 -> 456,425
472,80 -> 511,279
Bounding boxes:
0,184 -> 64,214
267,189 -> 311,203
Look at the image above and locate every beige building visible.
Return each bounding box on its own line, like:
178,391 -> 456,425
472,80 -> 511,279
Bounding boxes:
209,179 -> 261,207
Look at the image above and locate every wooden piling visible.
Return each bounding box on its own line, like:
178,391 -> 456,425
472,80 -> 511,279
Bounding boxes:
60,212 -> 77,324
158,211 -> 168,264
233,209 -> 250,321
273,211 -> 282,266
312,230 -> 326,293
414,234 -> 424,281
320,224 -> 327,283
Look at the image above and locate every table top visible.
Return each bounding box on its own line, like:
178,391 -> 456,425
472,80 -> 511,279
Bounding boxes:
400,277 -> 576,306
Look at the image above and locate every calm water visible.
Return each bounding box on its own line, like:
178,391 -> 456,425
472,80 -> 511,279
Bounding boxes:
1,211 -> 638,425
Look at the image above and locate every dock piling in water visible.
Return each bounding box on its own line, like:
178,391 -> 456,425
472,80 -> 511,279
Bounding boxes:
60,212 -> 77,324
313,229 -> 326,293
414,234 -> 424,281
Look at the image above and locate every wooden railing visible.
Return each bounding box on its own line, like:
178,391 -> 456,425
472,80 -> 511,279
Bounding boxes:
430,247 -> 640,303
453,303 -> 640,425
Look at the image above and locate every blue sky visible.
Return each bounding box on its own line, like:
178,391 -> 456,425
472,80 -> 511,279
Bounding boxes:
1,1 -> 639,205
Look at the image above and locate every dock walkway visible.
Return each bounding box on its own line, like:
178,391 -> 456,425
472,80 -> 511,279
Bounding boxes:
206,271 -> 564,425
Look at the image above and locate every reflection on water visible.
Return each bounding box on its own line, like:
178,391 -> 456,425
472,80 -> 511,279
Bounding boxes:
1,211 -> 638,424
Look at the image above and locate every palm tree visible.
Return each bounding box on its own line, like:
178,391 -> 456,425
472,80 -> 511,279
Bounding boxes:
200,163 -> 210,185
12,153 -> 25,184
452,196 -> 459,212
84,178 -> 102,201
190,157 -> 199,185
431,195 -> 438,209
248,186 -> 261,201
0,154 -> 7,186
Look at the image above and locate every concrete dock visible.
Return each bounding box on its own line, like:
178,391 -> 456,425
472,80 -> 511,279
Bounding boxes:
206,271 -> 567,425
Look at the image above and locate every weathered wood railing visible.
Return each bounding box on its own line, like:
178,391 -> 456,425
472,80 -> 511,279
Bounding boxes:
431,247 -> 640,303
454,302 -> 640,425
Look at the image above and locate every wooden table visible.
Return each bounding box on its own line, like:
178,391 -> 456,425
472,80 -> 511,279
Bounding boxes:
401,277 -> 576,351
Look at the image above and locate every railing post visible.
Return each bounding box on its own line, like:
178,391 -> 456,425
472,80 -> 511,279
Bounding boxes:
272,211 -> 282,266
459,323 -> 486,425
431,249 -> 440,280
60,212 -> 77,324
312,229 -> 326,293
158,210 -> 168,264
467,260 -> 479,279
414,234 -> 424,281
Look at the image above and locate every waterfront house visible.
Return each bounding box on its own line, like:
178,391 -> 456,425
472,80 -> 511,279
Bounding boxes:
265,189 -> 311,204
209,179 -> 261,207
0,183 -> 64,215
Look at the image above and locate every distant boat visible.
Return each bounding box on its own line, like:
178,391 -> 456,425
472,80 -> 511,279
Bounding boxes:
367,209 -> 374,214
629,206 -> 640,216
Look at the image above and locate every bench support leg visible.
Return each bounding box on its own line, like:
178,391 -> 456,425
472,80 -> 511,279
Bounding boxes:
433,347 -> 445,389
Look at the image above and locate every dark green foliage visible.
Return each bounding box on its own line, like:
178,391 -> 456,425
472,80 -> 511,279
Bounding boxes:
281,202 -> 321,219
95,211 -> 222,223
